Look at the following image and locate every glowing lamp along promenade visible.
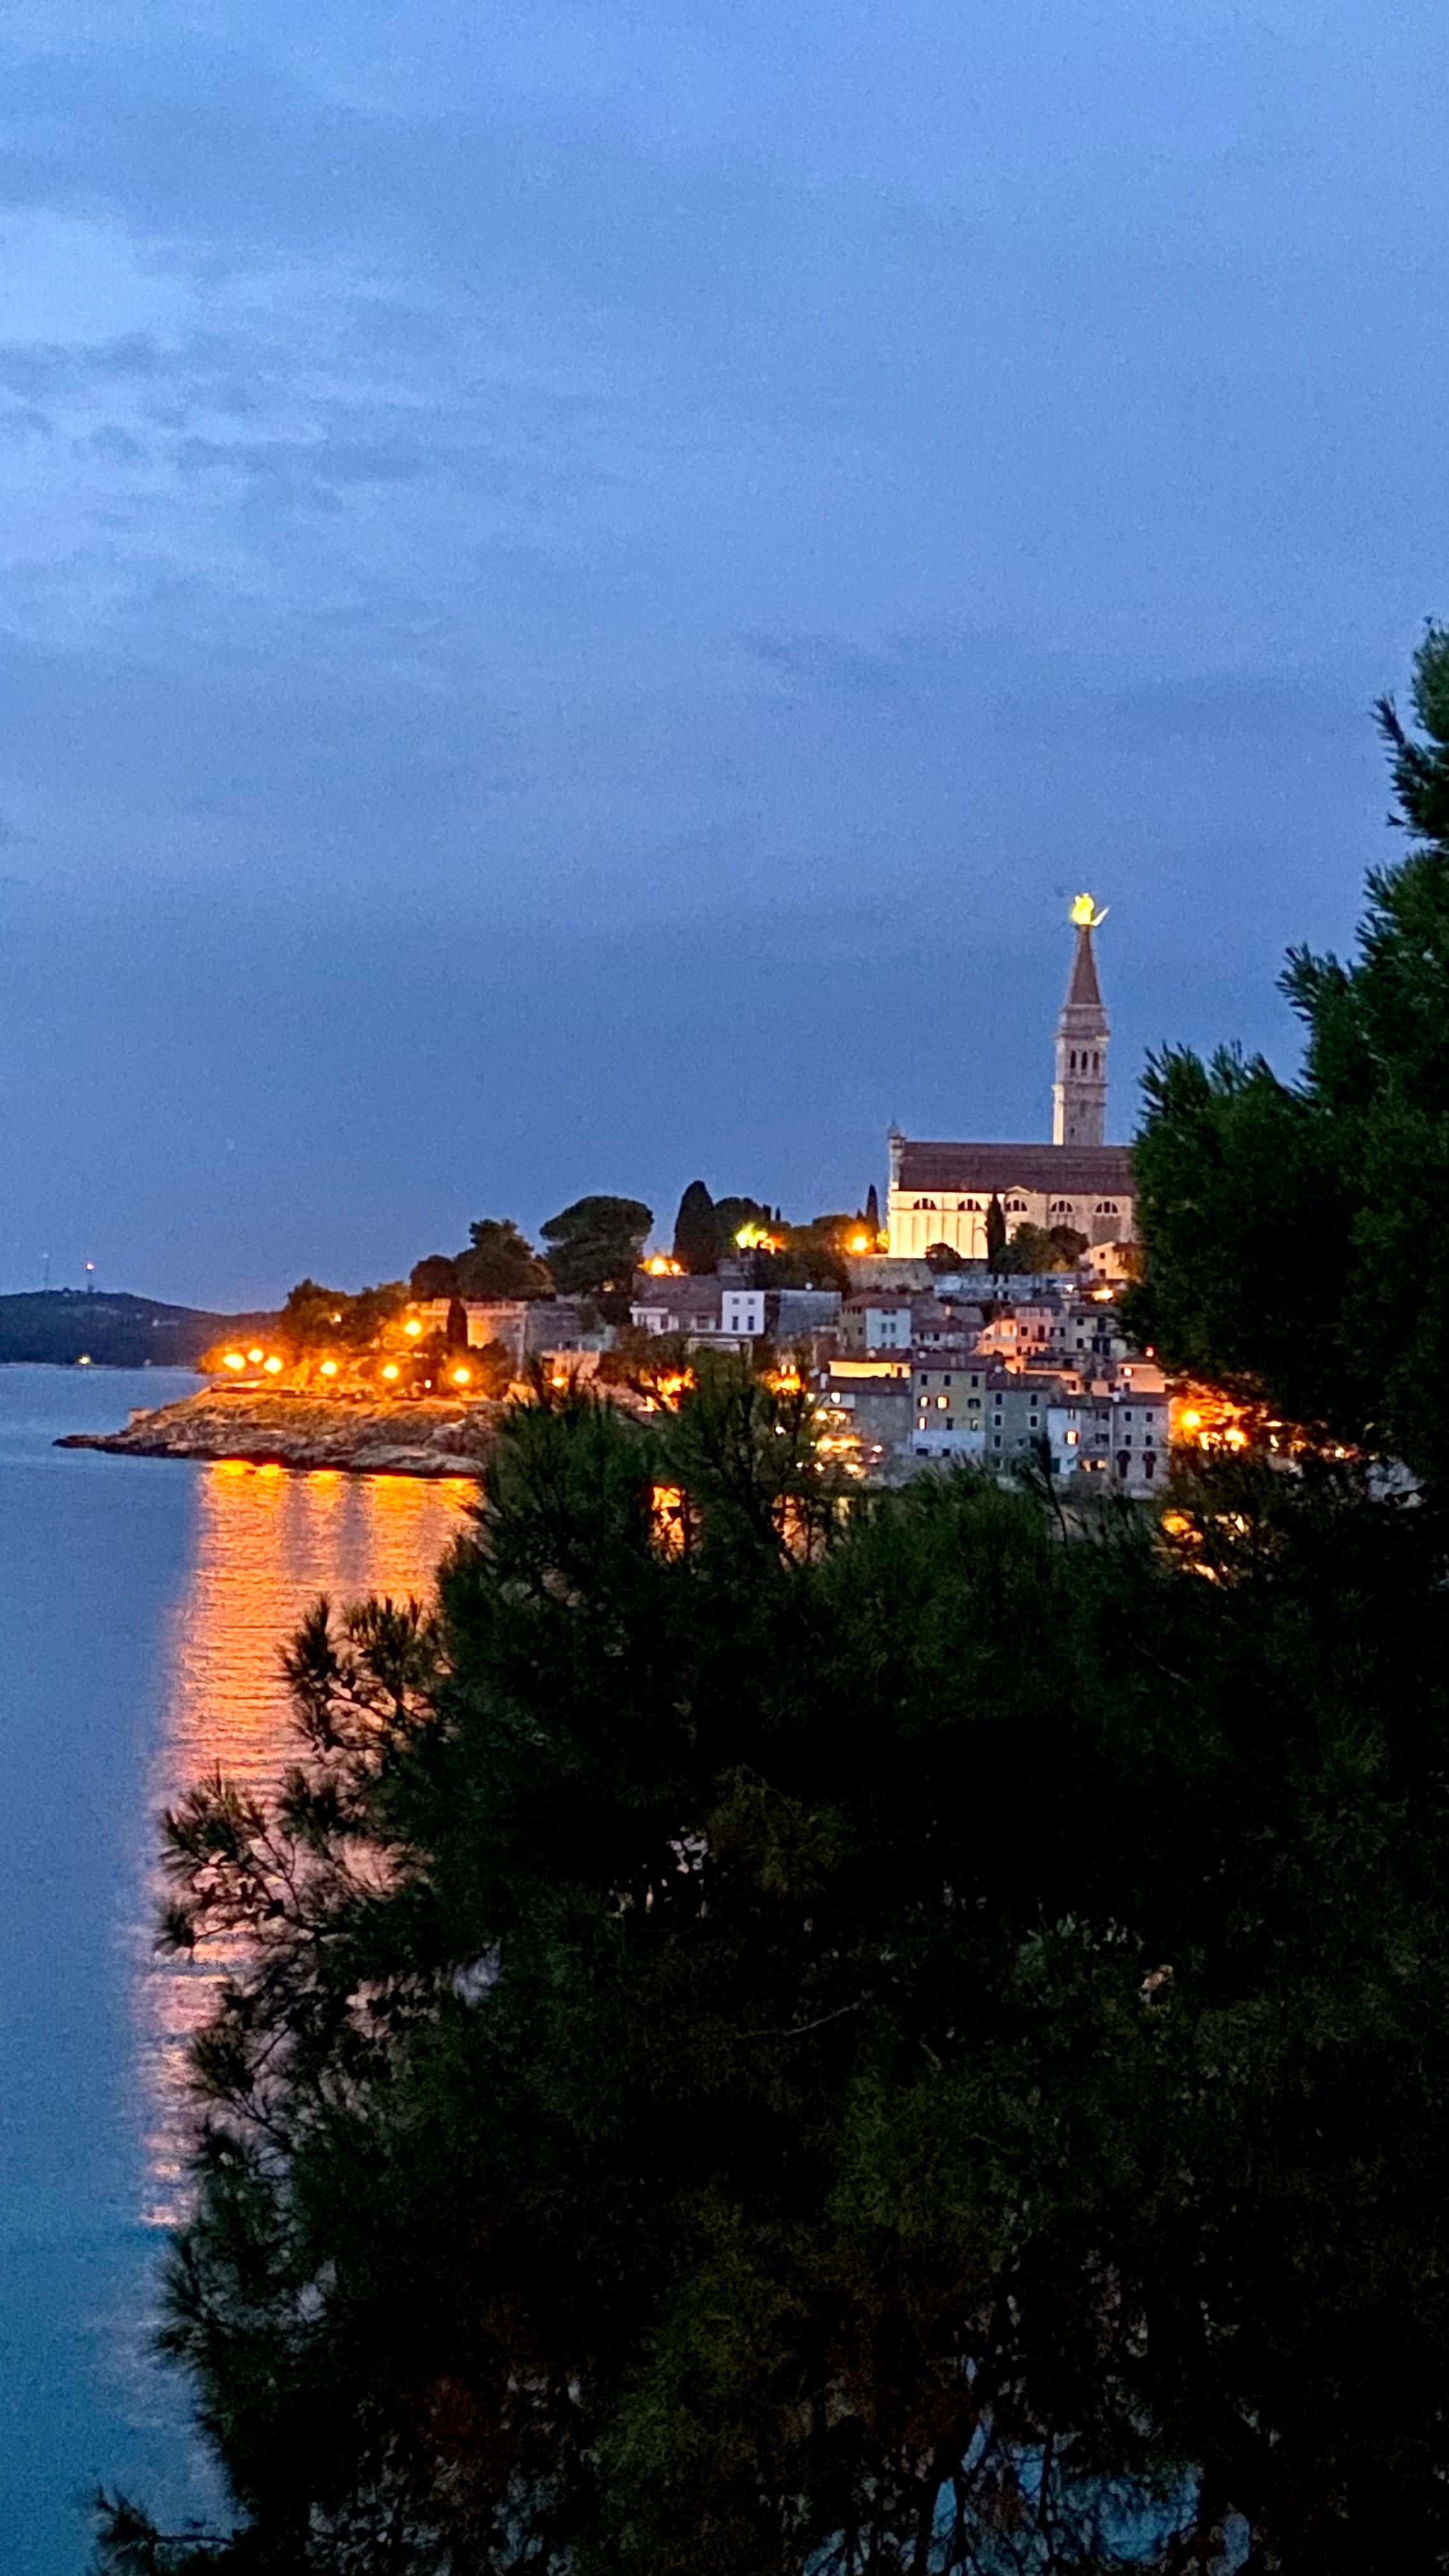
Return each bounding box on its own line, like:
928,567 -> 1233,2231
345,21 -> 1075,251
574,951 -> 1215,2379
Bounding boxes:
247,1347 -> 264,1365
451,1366 -> 471,1386
222,1353 -> 245,1372
381,1362 -> 400,1382
404,1318 -> 423,1337
263,1356 -> 283,1376
319,1359 -> 338,1378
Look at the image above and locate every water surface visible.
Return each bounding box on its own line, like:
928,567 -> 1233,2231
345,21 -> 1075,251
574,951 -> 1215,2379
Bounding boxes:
0,1368 -> 471,2573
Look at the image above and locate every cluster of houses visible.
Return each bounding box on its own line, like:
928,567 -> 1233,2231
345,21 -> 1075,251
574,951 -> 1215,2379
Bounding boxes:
409,1253 -> 1169,1495
628,1255 -> 1170,1494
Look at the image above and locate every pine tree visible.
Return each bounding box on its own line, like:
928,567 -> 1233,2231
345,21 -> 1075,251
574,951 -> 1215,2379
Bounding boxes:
98,1383 -> 1449,2576
1130,622 -> 1449,1481
540,1196 -> 652,1297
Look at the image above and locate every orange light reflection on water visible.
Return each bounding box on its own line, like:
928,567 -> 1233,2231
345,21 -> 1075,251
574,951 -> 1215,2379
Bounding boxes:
139,1463 -> 473,2224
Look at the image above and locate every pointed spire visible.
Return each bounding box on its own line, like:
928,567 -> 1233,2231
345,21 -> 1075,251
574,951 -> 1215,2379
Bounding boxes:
1064,921 -> 1103,1013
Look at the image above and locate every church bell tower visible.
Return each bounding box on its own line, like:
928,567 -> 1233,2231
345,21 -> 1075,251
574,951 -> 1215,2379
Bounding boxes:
1052,895 -> 1109,1148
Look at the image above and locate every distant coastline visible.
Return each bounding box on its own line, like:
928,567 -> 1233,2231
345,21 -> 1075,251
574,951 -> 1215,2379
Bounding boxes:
0,1289 -> 275,1372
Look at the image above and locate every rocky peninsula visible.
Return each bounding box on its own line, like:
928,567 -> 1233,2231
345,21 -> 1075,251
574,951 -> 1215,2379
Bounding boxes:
58,1386 -> 503,1478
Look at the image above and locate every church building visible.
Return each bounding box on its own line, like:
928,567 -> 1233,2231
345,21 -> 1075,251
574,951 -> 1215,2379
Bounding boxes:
885,899 -> 1135,1260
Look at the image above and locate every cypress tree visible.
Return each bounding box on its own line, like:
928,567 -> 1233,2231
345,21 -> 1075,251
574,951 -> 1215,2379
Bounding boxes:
672,1179 -> 719,1273
985,1192 -> 1007,1268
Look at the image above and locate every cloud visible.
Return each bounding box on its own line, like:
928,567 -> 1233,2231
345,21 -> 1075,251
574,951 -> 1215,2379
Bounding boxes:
0,330 -> 170,401
0,401 -> 52,441
72,422 -> 148,463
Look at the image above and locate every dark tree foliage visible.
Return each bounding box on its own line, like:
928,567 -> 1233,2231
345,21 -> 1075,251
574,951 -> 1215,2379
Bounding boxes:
278,1280 -> 406,1351
98,1366 -> 1449,2576
540,1197 -> 653,1299
1127,622 -> 1449,1480
755,1232 -> 852,1293
671,1179 -> 719,1273
595,1326 -> 693,1402
985,1195 -> 1007,1269
992,1222 -> 1088,1276
865,1183 -> 882,1235
669,1186 -> 785,1276
409,1256 -> 459,1300
999,1222 -> 1059,1275
711,1194 -> 774,1251
465,1338 -> 514,1397
453,1220 -> 553,1303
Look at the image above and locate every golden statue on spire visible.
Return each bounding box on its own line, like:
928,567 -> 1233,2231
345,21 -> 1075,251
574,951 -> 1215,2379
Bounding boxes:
1070,892 -> 1108,929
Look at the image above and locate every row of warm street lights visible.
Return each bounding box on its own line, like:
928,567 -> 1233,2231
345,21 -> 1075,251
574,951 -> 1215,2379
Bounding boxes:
217,1336 -> 476,1392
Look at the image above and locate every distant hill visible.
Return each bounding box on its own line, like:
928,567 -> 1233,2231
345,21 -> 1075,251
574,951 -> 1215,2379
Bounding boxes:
0,1291 -> 277,1370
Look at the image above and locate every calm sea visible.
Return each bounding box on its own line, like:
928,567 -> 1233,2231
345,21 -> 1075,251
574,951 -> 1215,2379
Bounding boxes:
0,1368 -> 473,2575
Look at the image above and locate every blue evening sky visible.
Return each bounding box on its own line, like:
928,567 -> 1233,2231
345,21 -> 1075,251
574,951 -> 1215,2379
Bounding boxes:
0,0 -> 1445,1307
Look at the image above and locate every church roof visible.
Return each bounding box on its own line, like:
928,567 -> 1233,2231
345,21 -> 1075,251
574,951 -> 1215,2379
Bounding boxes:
896,1142 -> 1135,1196
1063,923 -> 1104,1014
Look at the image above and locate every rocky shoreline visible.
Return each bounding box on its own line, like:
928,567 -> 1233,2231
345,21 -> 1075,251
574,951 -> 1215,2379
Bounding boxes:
57,1388 -> 503,1479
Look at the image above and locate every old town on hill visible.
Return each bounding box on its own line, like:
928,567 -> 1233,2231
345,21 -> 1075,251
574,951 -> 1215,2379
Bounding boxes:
89,896 -> 1253,1491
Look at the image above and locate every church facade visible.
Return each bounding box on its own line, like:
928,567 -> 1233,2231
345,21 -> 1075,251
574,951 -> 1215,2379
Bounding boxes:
885,900 -> 1135,1260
